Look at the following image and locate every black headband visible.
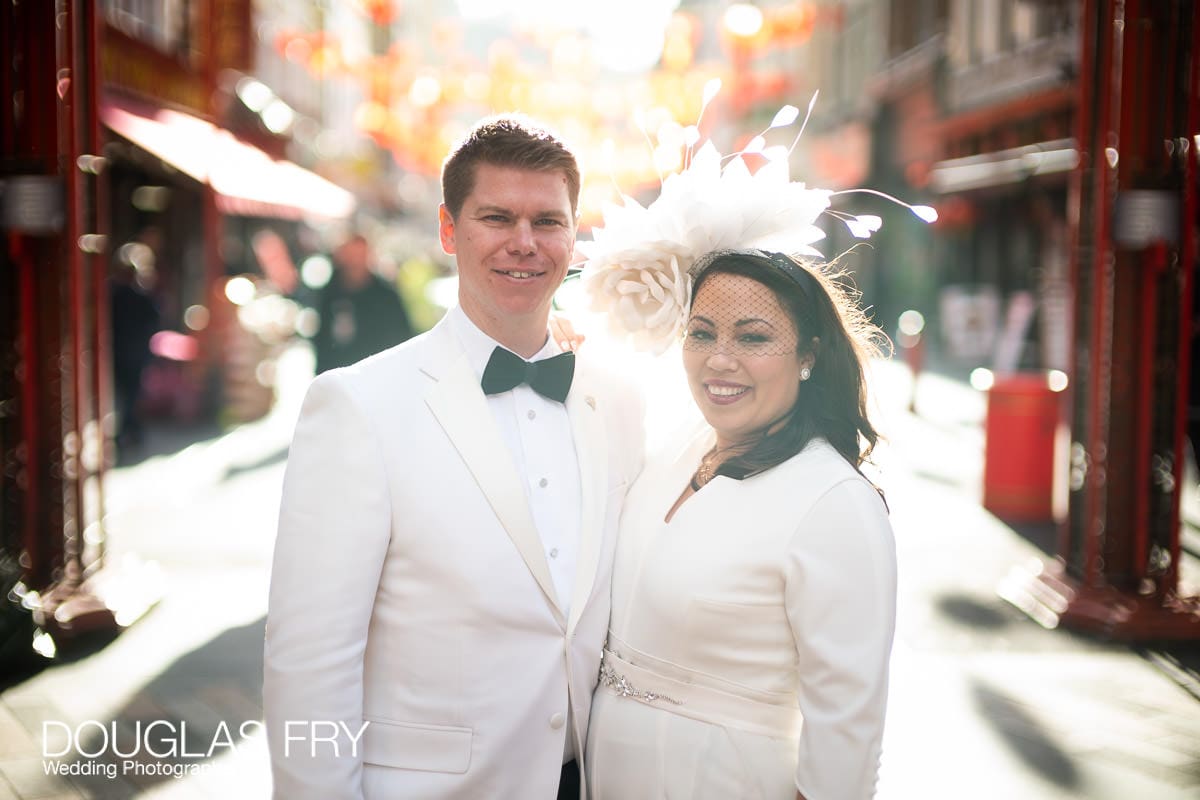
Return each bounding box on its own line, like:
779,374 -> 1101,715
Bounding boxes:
761,251 -> 816,297
691,248 -> 815,299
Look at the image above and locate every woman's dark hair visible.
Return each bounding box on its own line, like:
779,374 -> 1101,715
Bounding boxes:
689,249 -> 889,484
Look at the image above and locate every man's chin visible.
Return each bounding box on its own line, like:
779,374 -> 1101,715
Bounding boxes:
492,295 -> 555,320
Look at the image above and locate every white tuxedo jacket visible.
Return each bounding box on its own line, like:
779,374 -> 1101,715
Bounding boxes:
264,316 -> 644,799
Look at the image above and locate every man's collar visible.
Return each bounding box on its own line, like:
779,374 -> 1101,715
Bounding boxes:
447,304 -> 557,379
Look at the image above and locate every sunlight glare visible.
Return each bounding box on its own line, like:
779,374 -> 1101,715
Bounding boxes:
723,4 -> 764,38
455,0 -> 680,73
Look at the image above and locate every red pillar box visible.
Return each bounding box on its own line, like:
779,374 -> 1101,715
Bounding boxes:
979,371 -> 1067,522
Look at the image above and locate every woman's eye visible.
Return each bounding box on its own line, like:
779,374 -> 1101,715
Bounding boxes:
686,329 -> 715,341
739,333 -> 770,344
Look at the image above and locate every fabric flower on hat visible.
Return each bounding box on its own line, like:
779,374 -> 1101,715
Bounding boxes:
580,239 -> 693,354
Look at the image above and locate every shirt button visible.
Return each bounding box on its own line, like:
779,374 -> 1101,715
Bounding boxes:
527,409 -> 536,420
549,713 -> 565,729
539,477 -> 548,488
549,548 -> 559,559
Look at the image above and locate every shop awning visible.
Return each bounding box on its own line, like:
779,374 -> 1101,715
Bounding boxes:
929,139 -> 1078,194
101,95 -> 356,220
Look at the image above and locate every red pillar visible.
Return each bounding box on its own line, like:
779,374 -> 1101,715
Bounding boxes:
33,0 -> 123,641
0,0 -> 153,659
2,0 -> 66,606
1007,0 -> 1200,639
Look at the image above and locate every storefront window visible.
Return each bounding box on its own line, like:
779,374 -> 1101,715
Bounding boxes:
966,0 -> 1074,62
889,0 -> 949,58
103,0 -> 193,56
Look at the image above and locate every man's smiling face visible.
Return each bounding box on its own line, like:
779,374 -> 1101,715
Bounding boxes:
440,162 -> 577,339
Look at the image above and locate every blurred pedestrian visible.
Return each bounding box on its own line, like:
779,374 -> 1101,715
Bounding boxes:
264,116 -> 643,799
109,230 -> 162,452
311,232 -> 414,373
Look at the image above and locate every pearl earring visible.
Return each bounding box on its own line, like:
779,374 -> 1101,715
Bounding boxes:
800,367 -> 811,381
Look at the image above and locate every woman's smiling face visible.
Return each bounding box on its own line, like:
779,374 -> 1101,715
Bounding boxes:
682,272 -> 812,448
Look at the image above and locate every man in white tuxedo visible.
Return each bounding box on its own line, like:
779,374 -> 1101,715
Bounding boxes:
263,116 -> 643,799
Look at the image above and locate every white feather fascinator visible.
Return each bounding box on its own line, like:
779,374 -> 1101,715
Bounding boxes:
577,82 -> 936,354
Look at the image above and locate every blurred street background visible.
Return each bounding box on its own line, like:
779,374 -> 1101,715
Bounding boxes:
4,0 -> 1200,798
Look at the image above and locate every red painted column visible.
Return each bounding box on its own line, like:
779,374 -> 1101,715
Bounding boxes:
1,0 -> 68,596
0,0 -> 142,660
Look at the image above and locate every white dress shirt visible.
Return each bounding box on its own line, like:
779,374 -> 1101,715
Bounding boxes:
448,305 -> 583,608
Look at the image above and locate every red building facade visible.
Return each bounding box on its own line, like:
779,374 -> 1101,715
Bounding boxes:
871,0 -> 1200,639
0,0 -> 355,664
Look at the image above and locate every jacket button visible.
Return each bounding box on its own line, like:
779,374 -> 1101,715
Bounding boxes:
549,713 -> 565,729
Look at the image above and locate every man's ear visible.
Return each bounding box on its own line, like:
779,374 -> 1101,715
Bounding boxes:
438,204 -> 457,255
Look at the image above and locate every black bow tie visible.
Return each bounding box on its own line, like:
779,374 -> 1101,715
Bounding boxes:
481,347 -> 575,403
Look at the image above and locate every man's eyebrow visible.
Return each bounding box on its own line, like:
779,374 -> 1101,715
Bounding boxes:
473,204 -> 569,220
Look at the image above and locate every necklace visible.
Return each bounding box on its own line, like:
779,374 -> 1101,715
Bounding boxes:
690,446 -> 722,491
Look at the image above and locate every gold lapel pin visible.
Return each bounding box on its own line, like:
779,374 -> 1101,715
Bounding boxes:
585,396 -> 596,410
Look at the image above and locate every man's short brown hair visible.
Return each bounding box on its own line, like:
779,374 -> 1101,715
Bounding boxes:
441,115 -> 581,219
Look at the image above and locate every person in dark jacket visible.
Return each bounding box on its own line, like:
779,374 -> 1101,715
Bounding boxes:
109,238 -> 161,450
312,233 -> 414,373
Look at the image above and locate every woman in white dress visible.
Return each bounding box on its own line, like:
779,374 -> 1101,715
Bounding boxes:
584,248 -> 898,800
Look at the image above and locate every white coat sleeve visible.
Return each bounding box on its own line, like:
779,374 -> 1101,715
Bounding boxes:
263,371 -> 392,800
784,478 -> 898,800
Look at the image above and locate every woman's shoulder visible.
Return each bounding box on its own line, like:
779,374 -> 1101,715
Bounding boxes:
780,437 -> 861,481
747,438 -> 881,512
783,440 -> 892,536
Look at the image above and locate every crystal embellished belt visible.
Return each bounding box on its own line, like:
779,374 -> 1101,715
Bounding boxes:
599,656 -> 683,705
597,643 -> 803,738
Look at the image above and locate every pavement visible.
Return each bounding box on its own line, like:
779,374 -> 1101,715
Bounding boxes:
1,341 -> 1199,799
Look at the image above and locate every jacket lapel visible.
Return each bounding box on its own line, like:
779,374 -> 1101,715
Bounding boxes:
420,320 -> 565,626
565,364 -> 608,634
